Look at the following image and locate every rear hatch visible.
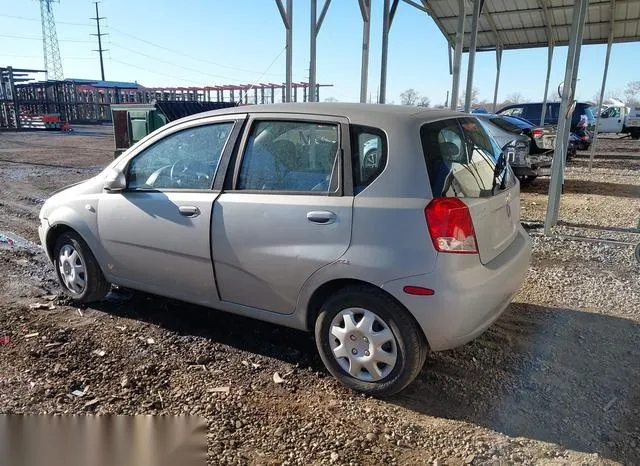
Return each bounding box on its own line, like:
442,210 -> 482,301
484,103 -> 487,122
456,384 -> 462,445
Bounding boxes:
420,116 -> 520,264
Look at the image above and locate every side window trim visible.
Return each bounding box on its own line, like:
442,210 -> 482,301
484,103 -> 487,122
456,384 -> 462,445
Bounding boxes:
227,115 -> 347,196
124,118 -> 241,193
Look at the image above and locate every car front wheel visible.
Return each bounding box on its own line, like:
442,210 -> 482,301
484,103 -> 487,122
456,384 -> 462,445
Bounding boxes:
53,231 -> 110,303
315,286 -> 428,397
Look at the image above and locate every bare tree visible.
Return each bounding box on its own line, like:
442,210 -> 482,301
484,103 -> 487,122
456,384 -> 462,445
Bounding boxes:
624,81 -> 640,105
417,96 -> 431,107
400,88 -> 420,106
460,87 -> 480,107
505,92 -> 523,104
324,97 -> 339,102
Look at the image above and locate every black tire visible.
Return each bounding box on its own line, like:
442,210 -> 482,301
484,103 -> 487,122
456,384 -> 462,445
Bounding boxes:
314,285 -> 428,397
53,231 -> 110,303
631,130 -> 640,140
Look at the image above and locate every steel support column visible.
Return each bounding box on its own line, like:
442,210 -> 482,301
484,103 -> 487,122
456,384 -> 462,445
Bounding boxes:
544,0 -> 589,234
492,47 -> 502,112
310,0 -> 317,102
589,0 -> 616,171
540,44 -> 554,125
464,0 -> 482,112
450,0 -> 465,110
379,0 -> 391,103
359,0 -> 371,103
309,0 -> 332,102
275,0 -> 293,102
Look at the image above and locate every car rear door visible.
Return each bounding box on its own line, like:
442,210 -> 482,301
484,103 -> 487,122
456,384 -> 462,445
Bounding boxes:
211,113 -> 353,315
421,117 -> 519,265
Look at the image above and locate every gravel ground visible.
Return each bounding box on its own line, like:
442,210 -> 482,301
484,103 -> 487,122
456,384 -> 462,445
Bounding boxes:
0,128 -> 639,465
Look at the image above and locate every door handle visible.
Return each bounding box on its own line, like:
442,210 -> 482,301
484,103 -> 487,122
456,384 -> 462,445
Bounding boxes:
307,210 -> 336,224
178,205 -> 200,217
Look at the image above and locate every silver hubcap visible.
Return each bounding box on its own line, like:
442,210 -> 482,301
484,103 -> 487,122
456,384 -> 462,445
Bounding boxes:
58,244 -> 86,294
329,308 -> 398,382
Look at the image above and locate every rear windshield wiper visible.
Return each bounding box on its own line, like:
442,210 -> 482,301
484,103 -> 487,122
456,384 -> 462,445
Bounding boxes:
492,152 -> 507,194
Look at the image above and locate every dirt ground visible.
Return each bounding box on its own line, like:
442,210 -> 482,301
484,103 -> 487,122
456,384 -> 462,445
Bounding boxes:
0,126 -> 639,465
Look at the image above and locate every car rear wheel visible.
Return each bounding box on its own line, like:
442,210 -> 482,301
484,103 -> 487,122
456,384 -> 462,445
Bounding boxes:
315,286 -> 427,396
53,231 -> 110,303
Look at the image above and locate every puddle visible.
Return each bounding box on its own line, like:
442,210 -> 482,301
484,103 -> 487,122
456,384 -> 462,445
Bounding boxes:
0,231 -> 43,253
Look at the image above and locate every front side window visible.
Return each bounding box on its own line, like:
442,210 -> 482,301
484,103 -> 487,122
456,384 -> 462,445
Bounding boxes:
237,120 -> 339,193
127,122 -> 234,190
351,125 -> 387,194
602,106 -> 620,118
421,118 -> 513,198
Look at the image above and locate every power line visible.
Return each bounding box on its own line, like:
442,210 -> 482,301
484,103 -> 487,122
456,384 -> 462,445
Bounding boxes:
108,58 -> 207,86
109,42 -> 242,82
0,33 -> 93,43
106,25 -> 301,80
0,13 -> 89,27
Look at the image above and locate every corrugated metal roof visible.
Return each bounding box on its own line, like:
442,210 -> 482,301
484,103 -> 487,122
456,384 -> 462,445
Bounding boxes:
68,78 -> 142,89
425,0 -> 640,51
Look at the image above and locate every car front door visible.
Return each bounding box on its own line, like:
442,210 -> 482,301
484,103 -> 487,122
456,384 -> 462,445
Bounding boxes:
212,114 -> 353,315
97,115 -> 244,306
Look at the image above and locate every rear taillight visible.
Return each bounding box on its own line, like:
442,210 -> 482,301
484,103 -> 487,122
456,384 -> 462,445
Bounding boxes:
425,198 -> 478,254
531,128 -> 544,138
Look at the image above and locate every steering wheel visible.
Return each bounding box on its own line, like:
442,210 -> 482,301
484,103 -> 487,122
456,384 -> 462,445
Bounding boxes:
170,159 -> 190,183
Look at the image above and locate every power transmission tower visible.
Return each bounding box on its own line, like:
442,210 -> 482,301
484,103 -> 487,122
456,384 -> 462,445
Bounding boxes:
91,2 -> 108,81
39,0 -> 64,80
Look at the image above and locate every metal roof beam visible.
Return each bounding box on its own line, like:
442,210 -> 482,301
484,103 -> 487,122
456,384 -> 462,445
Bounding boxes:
435,0 -> 639,22
455,18 -> 639,36
421,0 -> 456,48
538,0 -> 556,46
358,0 -> 370,22
389,0 -> 400,27
274,0 -> 291,29
402,0 -> 427,13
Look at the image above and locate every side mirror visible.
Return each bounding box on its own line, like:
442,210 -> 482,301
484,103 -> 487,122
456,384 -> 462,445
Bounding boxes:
103,167 -> 126,192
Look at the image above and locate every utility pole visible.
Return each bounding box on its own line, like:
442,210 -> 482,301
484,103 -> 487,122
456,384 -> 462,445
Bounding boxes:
91,2 -> 107,81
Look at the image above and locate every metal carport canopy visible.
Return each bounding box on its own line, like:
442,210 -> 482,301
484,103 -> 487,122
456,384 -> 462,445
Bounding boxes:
426,0 -> 640,51
416,0 -> 640,234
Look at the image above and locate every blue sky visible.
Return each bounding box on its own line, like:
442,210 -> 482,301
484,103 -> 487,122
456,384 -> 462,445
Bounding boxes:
1,0 -> 638,105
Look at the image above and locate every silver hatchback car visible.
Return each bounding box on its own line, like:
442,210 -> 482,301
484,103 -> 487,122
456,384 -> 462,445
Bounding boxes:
39,103 -> 531,396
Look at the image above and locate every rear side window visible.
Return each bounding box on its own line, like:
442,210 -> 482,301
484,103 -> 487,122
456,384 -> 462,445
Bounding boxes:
350,125 -> 387,194
421,118 -> 512,198
522,104 -> 542,121
236,120 -> 339,193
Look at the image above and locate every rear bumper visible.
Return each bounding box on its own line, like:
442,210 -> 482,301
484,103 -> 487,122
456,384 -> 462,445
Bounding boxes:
382,226 -> 531,351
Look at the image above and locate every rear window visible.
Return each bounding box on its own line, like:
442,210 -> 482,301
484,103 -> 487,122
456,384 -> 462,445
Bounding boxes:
488,117 -> 523,133
502,115 -> 534,129
420,118 -> 513,198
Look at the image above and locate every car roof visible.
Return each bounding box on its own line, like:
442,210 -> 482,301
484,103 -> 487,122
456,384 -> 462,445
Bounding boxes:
180,102 -> 467,125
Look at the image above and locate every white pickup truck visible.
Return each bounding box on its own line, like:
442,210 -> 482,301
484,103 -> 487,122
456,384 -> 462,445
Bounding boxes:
597,99 -> 640,139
